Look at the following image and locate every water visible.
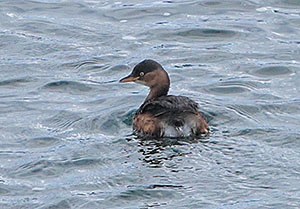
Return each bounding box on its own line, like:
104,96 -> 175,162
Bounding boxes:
1,0 -> 300,208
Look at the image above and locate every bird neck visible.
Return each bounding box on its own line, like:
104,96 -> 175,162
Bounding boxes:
144,68 -> 170,101
146,83 -> 169,101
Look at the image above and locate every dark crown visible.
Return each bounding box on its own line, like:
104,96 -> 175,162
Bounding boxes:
131,59 -> 162,77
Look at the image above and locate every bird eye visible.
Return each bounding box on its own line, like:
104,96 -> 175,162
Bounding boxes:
140,72 -> 144,77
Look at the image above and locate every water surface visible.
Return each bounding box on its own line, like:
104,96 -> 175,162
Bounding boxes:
0,0 -> 300,208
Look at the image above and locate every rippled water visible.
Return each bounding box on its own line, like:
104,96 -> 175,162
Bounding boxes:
1,0 -> 300,208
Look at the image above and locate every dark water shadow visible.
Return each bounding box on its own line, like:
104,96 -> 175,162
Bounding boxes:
0,77 -> 34,87
175,28 -> 238,39
127,134 -> 210,168
42,80 -> 92,94
144,28 -> 241,43
251,66 -> 293,77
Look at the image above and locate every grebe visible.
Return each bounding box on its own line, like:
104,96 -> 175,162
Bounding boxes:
120,59 -> 209,137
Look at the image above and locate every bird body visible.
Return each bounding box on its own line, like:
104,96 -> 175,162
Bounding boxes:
120,59 -> 208,137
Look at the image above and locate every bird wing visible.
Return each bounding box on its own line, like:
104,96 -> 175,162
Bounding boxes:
137,95 -> 199,116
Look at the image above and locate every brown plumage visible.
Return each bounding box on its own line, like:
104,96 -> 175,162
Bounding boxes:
120,59 -> 209,138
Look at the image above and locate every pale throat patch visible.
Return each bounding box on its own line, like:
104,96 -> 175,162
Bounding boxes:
135,79 -> 148,86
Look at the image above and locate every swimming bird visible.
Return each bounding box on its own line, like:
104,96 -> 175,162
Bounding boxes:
120,59 -> 209,137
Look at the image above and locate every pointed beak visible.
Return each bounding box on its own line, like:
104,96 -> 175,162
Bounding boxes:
119,74 -> 139,83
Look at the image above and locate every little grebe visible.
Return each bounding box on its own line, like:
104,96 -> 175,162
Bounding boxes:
120,59 -> 209,137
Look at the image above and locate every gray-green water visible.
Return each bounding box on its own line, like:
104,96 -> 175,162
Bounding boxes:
1,0 -> 300,208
